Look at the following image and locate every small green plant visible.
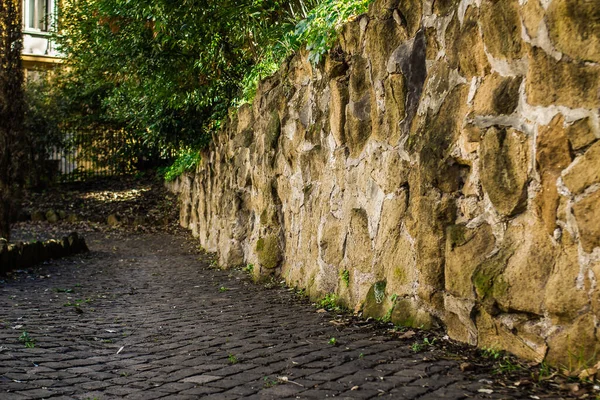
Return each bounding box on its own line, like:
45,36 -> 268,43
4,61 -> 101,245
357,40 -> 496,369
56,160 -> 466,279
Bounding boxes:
494,358 -> 522,374
19,331 -> 35,348
536,361 -> 552,381
316,293 -> 346,312
359,352 -> 364,359
219,286 -> 229,293
411,342 -> 424,352
228,354 -> 239,364
390,293 -> 398,303
565,346 -> 598,374
263,376 -> 279,388
340,269 -> 350,287
481,347 -> 502,360
380,307 -> 394,323
329,337 -> 338,346
244,264 -> 254,274
411,337 -> 436,352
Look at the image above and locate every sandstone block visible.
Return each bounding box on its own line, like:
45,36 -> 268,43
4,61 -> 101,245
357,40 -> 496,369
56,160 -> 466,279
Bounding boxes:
547,0 -> 600,63
445,224 -> 495,300
493,218 -> 556,315
567,118 -> 597,151
397,0 -> 422,37
480,0 -> 524,60
562,141 -> 600,195
479,127 -> 530,216
391,298 -> 436,329
544,240 -> 588,321
476,309 -> 548,363
458,7 -> 490,78
472,74 -> 522,116
329,78 -> 349,146
425,27 -> 439,60
346,208 -> 373,273
444,295 -> 477,345
546,314 -> 599,370
526,47 -> 600,109
365,18 -> 407,82
433,0 -> 459,16
520,0 -> 544,39
384,73 -> 406,145
572,190 -> 600,252
320,216 -> 345,267
535,115 -> 573,234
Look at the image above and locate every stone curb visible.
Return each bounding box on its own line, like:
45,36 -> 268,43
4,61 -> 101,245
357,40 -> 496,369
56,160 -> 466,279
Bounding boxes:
0,232 -> 89,274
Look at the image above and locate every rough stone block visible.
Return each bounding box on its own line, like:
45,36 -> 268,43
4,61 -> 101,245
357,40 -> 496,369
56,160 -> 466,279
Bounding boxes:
472,74 -> 522,116
535,115 -> 572,234
480,0 -> 524,60
526,46 -> 600,109
572,190 -> 600,253
479,127 -> 530,216
445,224 -> 495,300
562,141 -> 600,195
547,0 -> 600,63
567,117 -> 597,151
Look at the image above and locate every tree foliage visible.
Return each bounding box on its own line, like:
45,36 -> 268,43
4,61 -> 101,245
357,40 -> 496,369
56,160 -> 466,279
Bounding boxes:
55,0 -> 372,170
0,0 -> 26,240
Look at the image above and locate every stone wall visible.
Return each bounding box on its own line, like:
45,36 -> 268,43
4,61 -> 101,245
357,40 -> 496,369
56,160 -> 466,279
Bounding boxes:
170,0 -> 600,367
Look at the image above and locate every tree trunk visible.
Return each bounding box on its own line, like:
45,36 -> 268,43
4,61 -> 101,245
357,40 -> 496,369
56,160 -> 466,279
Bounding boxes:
0,192 -> 11,241
0,0 -> 26,242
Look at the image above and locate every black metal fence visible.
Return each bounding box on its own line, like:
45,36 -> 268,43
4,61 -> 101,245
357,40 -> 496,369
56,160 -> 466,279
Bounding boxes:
47,129 -> 179,182
48,129 -> 133,182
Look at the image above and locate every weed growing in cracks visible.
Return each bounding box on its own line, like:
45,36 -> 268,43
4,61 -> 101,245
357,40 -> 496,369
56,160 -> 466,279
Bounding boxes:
19,331 -> 35,348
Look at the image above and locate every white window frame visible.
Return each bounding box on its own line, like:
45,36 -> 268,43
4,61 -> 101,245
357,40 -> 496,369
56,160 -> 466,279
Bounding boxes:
23,0 -> 56,34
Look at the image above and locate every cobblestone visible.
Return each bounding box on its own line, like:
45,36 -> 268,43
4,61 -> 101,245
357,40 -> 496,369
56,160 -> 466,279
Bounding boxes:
0,233 -> 572,399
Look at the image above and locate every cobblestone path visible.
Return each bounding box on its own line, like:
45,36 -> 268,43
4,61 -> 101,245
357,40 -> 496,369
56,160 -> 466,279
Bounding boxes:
1,233 -> 567,399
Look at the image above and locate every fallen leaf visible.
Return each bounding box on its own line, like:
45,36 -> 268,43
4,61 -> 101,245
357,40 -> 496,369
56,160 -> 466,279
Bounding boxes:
478,389 -> 494,394
579,368 -> 597,380
351,386 -> 359,391
460,362 -> 474,372
397,330 -> 415,339
316,309 -> 326,313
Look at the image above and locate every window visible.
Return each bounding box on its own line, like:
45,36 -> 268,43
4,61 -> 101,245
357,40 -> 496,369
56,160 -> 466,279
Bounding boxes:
24,0 -> 53,32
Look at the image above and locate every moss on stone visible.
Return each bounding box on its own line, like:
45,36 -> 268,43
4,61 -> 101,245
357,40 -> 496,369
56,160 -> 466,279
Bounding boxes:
390,299 -> 435,329
472,248 -> 513,299
260,209 -> 269,226
256,235 -> 282,269
362,280 -> 388,319
446,224 -> 468,249
265,110 -> 281,149
393,266 -> 408,284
